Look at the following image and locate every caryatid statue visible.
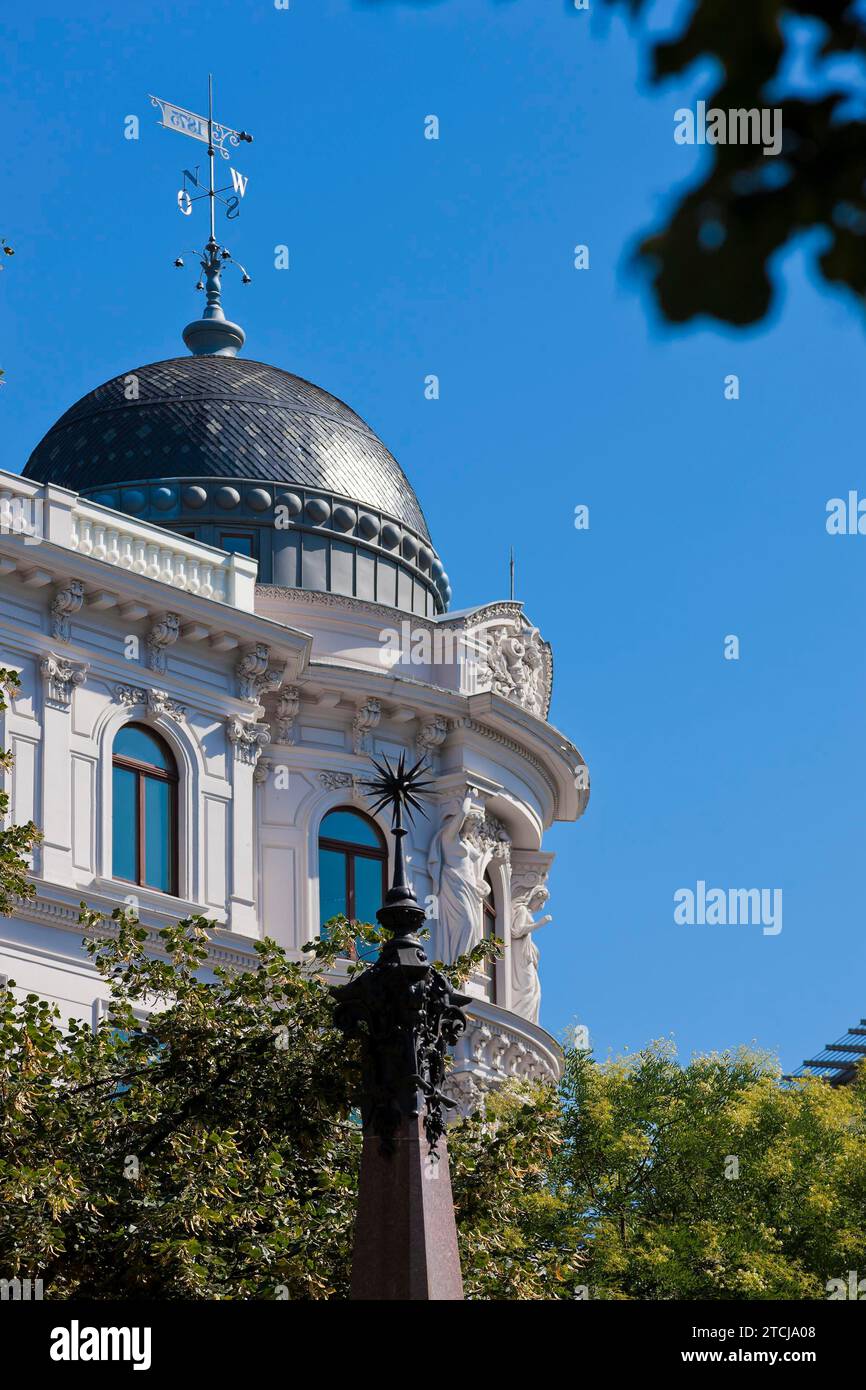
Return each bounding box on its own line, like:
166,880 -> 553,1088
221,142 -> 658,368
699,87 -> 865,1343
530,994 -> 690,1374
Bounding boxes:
510,883 -> 552,1024
427,794 -> 492,963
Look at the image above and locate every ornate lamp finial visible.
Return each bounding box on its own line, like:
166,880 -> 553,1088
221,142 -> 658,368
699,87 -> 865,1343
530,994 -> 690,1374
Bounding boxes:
361,751 -> 433,916
149,75 -> 253,356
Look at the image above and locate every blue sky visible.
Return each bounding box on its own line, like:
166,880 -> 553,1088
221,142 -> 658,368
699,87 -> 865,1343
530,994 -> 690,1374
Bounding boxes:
2,0 -> 864,1074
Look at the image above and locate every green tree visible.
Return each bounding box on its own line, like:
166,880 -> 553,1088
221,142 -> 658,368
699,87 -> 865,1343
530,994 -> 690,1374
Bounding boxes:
0,669 -> 41,911
554,1039 -> 866,1299
603,0 -> 866,326
0,903 -> 535,1300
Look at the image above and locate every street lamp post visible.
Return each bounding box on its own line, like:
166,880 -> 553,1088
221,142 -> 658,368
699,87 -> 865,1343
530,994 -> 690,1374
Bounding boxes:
331,753 -> 471,1300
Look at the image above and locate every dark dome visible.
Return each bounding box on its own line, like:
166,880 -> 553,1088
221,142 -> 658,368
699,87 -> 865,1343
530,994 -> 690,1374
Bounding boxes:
24,356 -> 431,541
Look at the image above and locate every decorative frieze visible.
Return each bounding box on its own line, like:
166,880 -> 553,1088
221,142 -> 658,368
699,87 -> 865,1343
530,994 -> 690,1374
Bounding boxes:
115,683 -> 147,708
236,643 -> 282,704
227,716 -> 271,766
40,654 -> 88,707
148,689 -> 187,723
147,613 -> 180,673
114,685 -> 186,722
352,698 -> 380,755
50,580 -> 85,642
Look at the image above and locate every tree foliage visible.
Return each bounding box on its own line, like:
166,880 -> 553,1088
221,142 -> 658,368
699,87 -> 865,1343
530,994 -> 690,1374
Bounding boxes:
604,0 -> 866,326
554,1039 -> 866,1299
0,669 -> 41,912
1,709 -> 863,1300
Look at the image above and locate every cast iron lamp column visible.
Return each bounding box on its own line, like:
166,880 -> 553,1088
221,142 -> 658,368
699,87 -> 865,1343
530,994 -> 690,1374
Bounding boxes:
331,753 -> 470,1300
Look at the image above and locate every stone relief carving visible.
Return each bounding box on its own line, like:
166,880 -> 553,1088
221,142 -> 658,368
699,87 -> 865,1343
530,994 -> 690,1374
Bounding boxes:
50,580 -> 85,642
227,716 -> 271,766
510,873 -> 553,1025
416,715 -> 448,766
482,624 -> 547,718
427,793 -> 507,963
40,654 -> 88,707
236,643 -> 282,704
147,613 -> 180,674
352,698 -> 380,755
115,684 -> 186,722
276,687 -> 300,744
149,689 -> 187,723
318,770 -> 365,804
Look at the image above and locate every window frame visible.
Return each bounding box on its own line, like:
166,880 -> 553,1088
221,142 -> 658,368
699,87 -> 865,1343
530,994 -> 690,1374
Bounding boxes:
318,807 -> 388,956
219,531 -> 257,559
111,723 -> 179,897
480,871 -> 498,1003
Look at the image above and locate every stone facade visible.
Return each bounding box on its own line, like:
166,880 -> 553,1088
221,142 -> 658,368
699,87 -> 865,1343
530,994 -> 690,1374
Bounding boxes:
0,468 -> 589,1105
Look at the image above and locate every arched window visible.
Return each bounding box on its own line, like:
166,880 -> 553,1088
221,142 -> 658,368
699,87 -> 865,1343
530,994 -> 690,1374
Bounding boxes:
112,724 -> 178,895
479,872 -> 498,1003
318,808 -> 387,961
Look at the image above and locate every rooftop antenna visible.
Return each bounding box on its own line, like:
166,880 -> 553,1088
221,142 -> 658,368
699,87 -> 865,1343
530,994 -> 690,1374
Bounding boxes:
509,545 -> 515,601
149,76 -> 254,356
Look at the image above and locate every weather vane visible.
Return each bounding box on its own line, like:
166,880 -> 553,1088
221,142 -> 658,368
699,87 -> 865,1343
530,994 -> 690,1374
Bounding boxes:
149,75 -> 253,355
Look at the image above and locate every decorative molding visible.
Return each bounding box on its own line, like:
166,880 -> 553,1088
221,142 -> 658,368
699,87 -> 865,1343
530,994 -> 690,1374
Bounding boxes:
227,716 -> 271,765
465,810 -> 511,865
50,580 -> 85,642
276,686 -> 301,744
114,685 -> 186,722
236,643 -> 282,703
451,1014 -> 559,1110
253,757 -> 272,786
416,714 -> 448,763
470,620 -> 550,719
115,683 -> 147,708
40,653 -> 88,707
148,689 -> 187,723
352,698 -> 381,755
449,716 -> 558,804
147,612 -> 180,673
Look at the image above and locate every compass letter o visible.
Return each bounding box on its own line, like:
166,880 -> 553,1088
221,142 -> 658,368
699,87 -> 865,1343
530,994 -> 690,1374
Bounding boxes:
177,189 -> 192,216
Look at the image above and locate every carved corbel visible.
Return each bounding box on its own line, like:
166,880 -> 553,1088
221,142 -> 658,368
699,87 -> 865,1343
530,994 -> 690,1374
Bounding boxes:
147,613 -> 180,673
50,580 -> 85,642
416,714 -> 448,767
276,686 -> 301,744
236,643 -> 282,704
352,698 -> 381,755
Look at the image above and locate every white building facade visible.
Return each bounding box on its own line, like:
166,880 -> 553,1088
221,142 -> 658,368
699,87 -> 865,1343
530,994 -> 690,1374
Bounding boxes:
0,336 -> 588,1108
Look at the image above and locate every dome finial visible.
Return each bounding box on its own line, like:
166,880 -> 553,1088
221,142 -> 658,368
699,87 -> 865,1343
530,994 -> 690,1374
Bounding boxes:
149,75 -> 253,357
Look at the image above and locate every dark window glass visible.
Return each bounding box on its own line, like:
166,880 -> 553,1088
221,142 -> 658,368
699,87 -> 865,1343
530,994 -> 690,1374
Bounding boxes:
320,809 -> 381,847
112,766 -> 138,881
220,533 -> 255,557
319,848 -> 347,925
112,723 -> 178,895
319,807 -> 387,961
115,724 -> 173,770
479,875 -> 497,1003
144,778 -> 172,893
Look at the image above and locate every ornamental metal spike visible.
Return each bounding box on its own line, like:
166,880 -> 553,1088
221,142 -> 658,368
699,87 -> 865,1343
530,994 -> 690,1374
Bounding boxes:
360,751 -> 433,909
149,75 -> 253,356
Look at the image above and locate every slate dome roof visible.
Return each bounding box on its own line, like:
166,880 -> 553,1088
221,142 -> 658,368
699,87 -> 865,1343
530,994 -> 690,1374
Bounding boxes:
23,355 -> 432,542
